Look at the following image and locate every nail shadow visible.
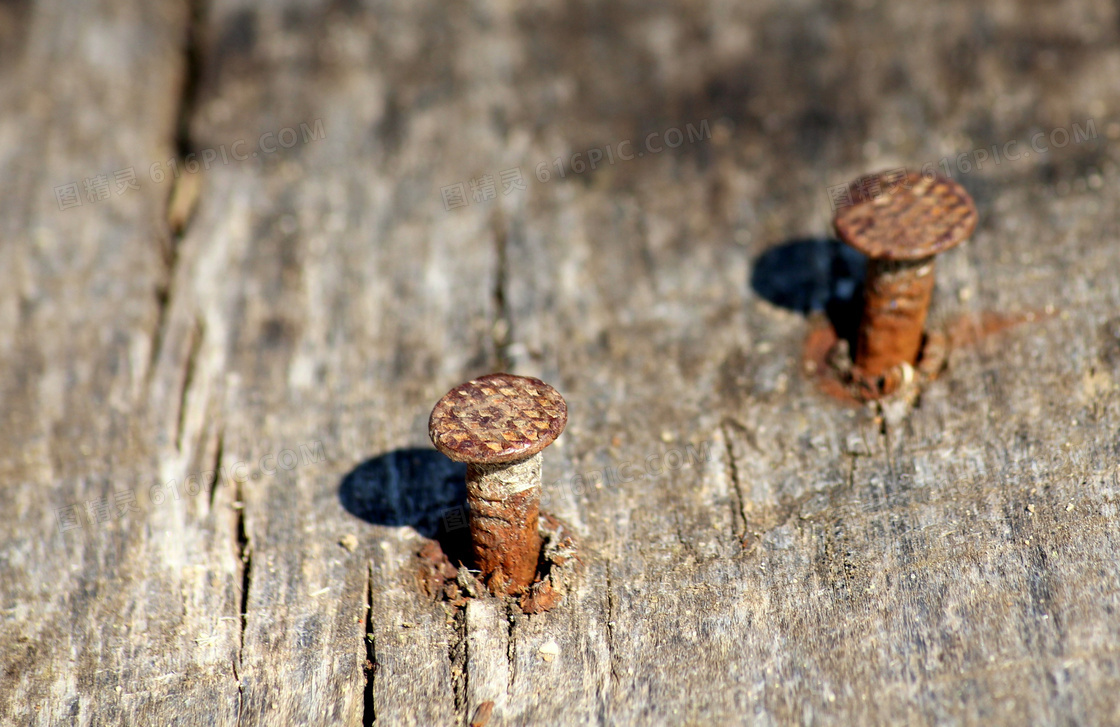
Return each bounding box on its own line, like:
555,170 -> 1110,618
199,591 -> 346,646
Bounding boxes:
339,448 -> 471,562
750,237 -> 867,348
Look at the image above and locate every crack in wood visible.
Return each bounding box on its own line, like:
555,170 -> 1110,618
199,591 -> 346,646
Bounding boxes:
504,600 -> 516,694
234,470 -> 251,725
363,564 -> 375,727
147,266 -> 176,393
719,421 -> 749,546
448,603 -> 468,724
175,0 -> 205,162
208,426 -> 225,510
604,562 -> 620,689
490,210 -> 513,372
146,0 -> 205,392
175,318 -> 205,453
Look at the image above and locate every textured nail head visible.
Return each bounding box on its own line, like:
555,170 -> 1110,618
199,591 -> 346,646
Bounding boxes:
429,373 -> 568,465
834,171 -> 977,260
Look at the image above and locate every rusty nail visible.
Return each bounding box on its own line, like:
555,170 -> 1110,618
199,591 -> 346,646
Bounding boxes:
429,373 -> 567,596
834,171 -> 977,381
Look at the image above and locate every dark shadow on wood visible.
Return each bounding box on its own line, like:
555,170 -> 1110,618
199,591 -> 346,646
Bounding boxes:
751,237 -> 867,349
339,448 -> 471,561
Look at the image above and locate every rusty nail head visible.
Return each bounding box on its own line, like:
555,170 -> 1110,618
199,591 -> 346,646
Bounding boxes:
833,171 -> 978,381
430,373 -> 567,465
429,373 -> 567,594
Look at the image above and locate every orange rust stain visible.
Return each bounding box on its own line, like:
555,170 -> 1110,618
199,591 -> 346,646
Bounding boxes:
802,321 -> 864,406
803,308 -> 1054,406
945,309 -> 1056,349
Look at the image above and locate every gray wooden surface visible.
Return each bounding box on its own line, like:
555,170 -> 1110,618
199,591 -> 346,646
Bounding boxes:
3,0 -> 1120,724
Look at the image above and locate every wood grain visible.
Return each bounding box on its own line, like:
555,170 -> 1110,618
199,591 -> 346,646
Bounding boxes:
3,0 -> 1120,724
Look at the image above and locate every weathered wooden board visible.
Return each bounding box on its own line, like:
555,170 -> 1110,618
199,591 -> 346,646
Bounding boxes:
3,0 -> 1120,724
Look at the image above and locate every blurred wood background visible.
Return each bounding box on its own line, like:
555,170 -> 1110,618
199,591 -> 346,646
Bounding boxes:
2,0 -> 1120,724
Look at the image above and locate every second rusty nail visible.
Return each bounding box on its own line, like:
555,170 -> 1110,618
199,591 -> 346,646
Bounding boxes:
834,171 -> 978,382
429,372 -> 567,596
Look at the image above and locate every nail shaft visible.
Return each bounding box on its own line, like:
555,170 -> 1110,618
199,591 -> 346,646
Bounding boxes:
466,454 -> 542,594
856,256 -> 936,377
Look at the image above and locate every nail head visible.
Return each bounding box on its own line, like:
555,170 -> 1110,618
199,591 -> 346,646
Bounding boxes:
429,373 -> 568,464
834,171 -> 978,260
